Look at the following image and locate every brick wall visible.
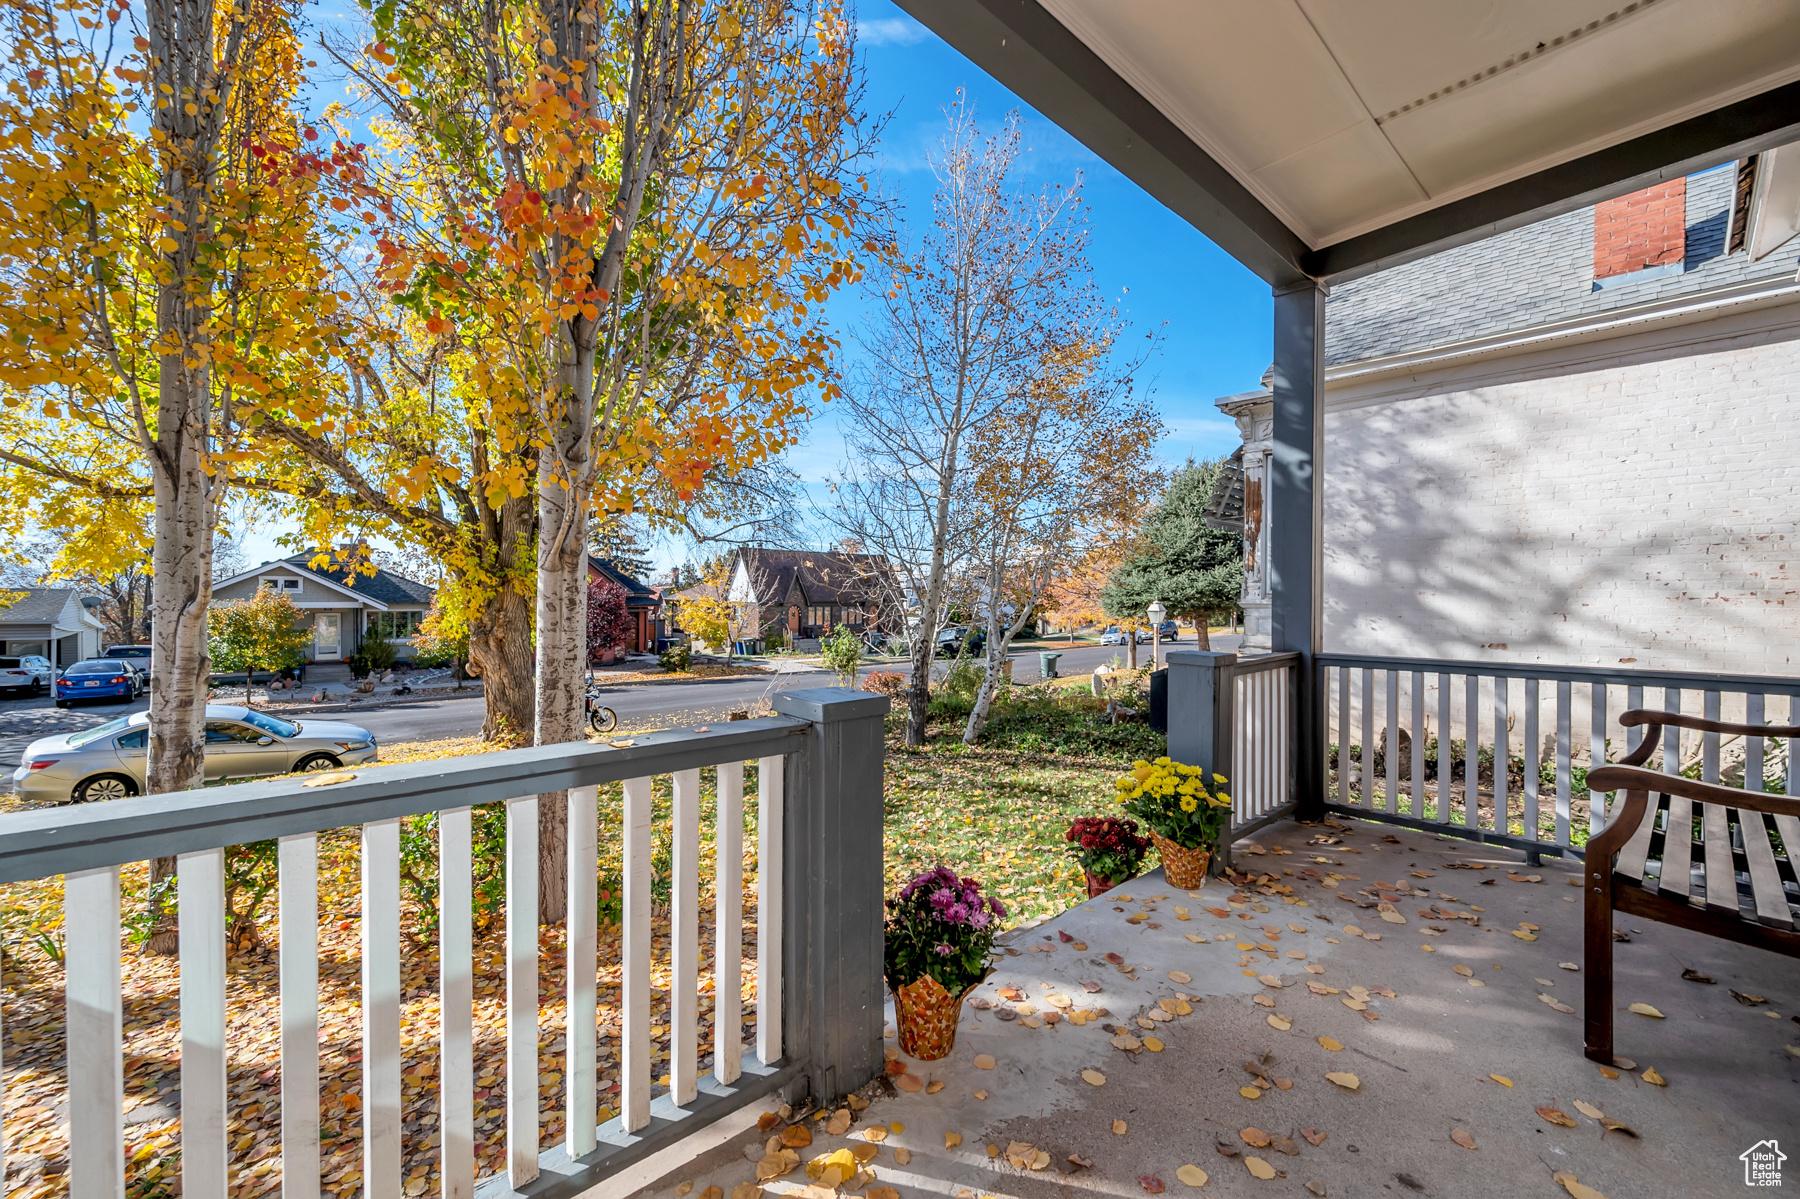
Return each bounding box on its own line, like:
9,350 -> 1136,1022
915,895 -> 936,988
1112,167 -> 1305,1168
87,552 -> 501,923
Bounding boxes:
1592,178 -> 1687,280
1322,313 -> 1800,676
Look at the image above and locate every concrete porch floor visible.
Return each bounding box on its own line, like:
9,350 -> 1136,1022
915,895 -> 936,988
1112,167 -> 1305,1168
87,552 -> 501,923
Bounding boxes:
631,818 -> 1799,1199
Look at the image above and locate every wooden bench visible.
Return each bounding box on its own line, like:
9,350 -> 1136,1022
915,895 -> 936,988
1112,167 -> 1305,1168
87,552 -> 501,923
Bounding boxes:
1583,708 -> 1800,1063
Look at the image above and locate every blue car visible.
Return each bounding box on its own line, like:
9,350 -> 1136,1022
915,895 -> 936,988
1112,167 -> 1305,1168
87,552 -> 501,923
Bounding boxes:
53,659 -> 143,708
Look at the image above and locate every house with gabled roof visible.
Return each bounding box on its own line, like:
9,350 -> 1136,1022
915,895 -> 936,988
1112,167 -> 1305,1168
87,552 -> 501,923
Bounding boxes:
725,547 -> 900,644
212,552 -> 435,663
587,556 -> 661,653
0,587 -> 106,665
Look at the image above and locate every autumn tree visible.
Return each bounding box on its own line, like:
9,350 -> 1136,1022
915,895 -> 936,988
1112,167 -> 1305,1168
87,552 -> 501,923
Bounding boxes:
834,103 -> 1097,747
208,586 -> 313,701
585,575 -> 632,661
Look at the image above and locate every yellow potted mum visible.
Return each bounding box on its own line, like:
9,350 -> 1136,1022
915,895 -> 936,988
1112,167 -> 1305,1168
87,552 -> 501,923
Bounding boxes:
1114,757 -> 1233,887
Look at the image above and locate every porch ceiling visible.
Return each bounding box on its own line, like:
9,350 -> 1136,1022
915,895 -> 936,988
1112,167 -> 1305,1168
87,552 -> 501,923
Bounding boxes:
893,0 -> 1800,285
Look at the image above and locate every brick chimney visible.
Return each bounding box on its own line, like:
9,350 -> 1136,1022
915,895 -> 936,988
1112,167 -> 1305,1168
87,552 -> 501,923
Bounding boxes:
1593,178 -> 1686,280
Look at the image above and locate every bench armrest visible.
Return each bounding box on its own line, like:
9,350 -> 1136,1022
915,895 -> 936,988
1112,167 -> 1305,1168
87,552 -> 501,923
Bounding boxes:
1618,707 -> 1800,740
1586,764 -> 1800,820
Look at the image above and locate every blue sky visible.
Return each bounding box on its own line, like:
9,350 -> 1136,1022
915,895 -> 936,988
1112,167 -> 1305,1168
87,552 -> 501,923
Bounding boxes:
237,1 -> 1271,576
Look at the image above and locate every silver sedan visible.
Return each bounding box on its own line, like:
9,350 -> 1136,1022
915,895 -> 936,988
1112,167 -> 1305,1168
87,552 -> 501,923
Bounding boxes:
11,705 -> 379,804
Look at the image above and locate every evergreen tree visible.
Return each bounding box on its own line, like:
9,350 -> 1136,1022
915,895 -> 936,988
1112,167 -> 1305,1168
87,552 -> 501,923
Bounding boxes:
588,513 -> 656,581
1102,457 -> 1243,649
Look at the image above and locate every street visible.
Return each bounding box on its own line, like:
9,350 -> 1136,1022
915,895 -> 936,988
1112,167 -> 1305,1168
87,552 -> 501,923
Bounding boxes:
0,632 -> 1242,787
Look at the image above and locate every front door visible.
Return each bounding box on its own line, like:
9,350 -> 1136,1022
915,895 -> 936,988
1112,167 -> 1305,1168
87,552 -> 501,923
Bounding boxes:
315,613 -> 341,659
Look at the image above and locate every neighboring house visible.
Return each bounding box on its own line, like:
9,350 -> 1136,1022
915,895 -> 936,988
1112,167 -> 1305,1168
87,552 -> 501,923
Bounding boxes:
212,553 -> 436,663
1210,158 -> 1800,677
725,547 -> 900,642
0,588 -> 106,664
587,557 -> 661,653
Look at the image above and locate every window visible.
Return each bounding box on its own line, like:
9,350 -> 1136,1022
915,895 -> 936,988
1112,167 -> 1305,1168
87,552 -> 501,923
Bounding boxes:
68,717 -> 135,746
116,729 -> 147,750
205,721 -> 260,744
366,611 -> 424,640
240,710 -> 301,738
806,605 -> 833,629
261,577 -> 302,592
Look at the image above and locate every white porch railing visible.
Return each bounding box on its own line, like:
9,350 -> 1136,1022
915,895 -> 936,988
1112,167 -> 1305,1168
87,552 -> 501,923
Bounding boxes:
1165,651 -> 1301,858
1,688 -> 888,1199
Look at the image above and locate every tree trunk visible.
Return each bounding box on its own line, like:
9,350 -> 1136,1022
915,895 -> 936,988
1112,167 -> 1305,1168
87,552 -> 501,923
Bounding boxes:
533,440 -> 592,926
1197,617 -> 1211,650
905,632 -> 933,748
468,583 -> 537,744
962,618 -> 1007,745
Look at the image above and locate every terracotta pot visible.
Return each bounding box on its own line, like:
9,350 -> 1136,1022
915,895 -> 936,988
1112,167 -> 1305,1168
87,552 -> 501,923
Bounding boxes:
1083,868 -> 1133,898
893,973 -> 977,1060
1150,832 -> 1212,888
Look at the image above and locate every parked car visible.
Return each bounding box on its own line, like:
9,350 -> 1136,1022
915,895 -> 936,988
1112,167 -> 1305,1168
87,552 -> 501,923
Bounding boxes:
937,626 -> 985,657
1099,625 -> 1127,646
1157,620 -> 1181,642
105,644 -> 153,681
11,705 -> 380,804
0,654 -> 54,696
52,658 -> 143,707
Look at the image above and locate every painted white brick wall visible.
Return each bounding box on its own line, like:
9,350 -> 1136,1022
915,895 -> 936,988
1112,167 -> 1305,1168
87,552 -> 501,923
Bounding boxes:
1323,321 -> 1800,677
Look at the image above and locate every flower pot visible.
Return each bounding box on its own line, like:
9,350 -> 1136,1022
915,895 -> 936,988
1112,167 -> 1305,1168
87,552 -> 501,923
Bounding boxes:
1083,868 -> 1131,898
1150,832 -> 1211,888
893,973 -> 976,1061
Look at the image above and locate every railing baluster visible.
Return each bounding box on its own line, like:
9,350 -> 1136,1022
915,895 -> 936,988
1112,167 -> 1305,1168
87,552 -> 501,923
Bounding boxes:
65,865 -> 122,1199
1361,668 -> 1375,808
506,796 -> 539,1189
179,848 -> 227,1199
1465,674 -> 1480,828
671,768 -> 702,1105
439,808 -> 474,1199
715,762 -> 745,1085
1555,680 -> 1572,847
1337,666 -> 1351,806
362,818 -> 403,1199
1410,672 -> 1425,817
566,786 -> 599,1157
1589,684 -> 1609,835
279,834 -> 320,1199
1385,670 -> 1399,814
622,776 -> 654,1131
1700,692 -> 1736,915
1493,677 -> 1509,835
1523,679 -> 1540,844
1437,674 -> 1452,823
756,756 -> 785,1066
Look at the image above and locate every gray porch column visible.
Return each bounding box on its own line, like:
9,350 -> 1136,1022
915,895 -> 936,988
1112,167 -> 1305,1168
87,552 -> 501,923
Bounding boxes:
1270,282 -> 1325,819
771,687 -> 889,1105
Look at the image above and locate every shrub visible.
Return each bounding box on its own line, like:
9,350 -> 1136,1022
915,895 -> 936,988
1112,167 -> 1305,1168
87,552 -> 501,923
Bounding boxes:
587,577 -> 632,662
821,623 -> 862,684
863,669 -> 907,697
658,641 -> 693,673
764,629 -> 785,650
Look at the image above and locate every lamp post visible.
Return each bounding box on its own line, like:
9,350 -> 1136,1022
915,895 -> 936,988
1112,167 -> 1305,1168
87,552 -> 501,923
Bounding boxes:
1148,599 -> 1167,672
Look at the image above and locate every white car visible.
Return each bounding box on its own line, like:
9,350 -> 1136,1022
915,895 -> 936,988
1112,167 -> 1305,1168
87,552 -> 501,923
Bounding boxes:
0,655 -> 54,696
12,705 -> 379,804
1098,626 -> 1152,646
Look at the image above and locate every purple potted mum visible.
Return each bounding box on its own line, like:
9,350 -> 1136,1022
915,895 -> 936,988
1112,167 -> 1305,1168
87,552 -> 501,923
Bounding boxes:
884,865 -> 1004,1060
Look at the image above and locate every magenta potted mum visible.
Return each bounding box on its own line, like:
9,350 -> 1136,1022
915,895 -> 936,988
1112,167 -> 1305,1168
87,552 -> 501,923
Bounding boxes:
1065,816 -> 1151,896
884,866 -> 1003,1060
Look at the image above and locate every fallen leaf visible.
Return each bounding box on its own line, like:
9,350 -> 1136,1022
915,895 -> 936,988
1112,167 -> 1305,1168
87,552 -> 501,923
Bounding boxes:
1300,1129 -> 1327,1147
1379,910 -> 1406,924
1574,1100 -> 1603,1120
974,1090 -> 988,1100
1317,1036 -> 1343,1051
1304,963 -> 1326,974
1245,1157 -> 1277,1180
1105,952 -> 1125,965
1341,998 -> 1367,1011
1489,1074 -> 1514,1087
1730,989 -> 1767,1006
1600,1118 -> 1638,1138
1240,1127 -> 1272,1147
863,1125 -> 888,1142
926,1079 -> 945,1094
1267,1014 -> 1292,1031
1259,975 -> 1285,989
677,1184 -> 694,1196
1450,1128 -> 1477,1150
1558,961 -> 1580,971
1083,981 -> 1104,993
731,1184 -> 764,1199
1139,1175 -> 1166,1193
973,1054 -> 996,1070
758,1112 -> 783,1131
1537,1106 -> 1577,1128
1176,1164 -> 1209,1188
1239,1086 -> 1262,1100
1306,982 -> 1339,995
896,1073 -> 923,1092
1145,1036 -> 1166,1052
1275,1077 -> 1294,1090
1170,970 -> 1193,983
893,1147 -> 911,1165
1512,930 -> 1537,941
1068,1153 -> 1094,1169
827,1109 -> 851,1136
1627,1003 -> 1664,1019
1114,1119 -> 1128,1135
1552,1171 -> 1610,1199
1599,1065 -> 1619,1079
866,1189 -> 899,1199
1253,994 -> 1276,1008
782,1125 -> 814,1148
1081,1067 -> 1107,1086
1786,1045 -> 1800,1059
1305,1183 -> 1327,1198
1641,1066 -> 1666,1086
1680,968 -> 1715,984
1453,965 -> 1473,977
1325,1071 -> 1360,1090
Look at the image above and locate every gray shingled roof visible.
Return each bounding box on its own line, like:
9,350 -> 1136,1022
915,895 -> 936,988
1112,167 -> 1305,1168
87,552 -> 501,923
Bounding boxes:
1324,164 -> 1800,366
286,555 -> 435,605
0,588 -> 81,625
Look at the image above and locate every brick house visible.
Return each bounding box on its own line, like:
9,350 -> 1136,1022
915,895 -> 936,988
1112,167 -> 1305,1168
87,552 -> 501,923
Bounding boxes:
1213,157 -> 1800,677
586,556 -> 661,653
722,548 -> 901,644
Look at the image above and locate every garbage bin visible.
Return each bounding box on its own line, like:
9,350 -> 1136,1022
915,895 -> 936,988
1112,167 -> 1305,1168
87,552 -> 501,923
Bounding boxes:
1039,651 -> 1062,680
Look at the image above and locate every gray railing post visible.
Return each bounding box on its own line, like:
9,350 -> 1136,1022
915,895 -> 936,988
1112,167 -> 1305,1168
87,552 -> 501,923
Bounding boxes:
772,687 -> 890,1106
1167,650 -> 1238,782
